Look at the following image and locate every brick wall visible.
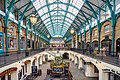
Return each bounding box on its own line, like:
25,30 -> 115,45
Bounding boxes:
92,27 -> 98,42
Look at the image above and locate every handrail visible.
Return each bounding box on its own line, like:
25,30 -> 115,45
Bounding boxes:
0,48 -> 45,67
70,48 -> 120,67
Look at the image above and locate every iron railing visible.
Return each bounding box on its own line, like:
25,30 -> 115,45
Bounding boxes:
70,48 -> 120,67
0,48 -> 45,67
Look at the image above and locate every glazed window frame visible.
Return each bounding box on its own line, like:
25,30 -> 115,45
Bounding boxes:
8,37 -> 17,50
104,25 -> 110,34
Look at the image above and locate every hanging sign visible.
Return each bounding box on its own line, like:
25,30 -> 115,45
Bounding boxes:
32,66 -> 37,73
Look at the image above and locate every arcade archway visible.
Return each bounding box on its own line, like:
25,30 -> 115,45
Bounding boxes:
62,52 -> 69,59
116,38 -> 120,56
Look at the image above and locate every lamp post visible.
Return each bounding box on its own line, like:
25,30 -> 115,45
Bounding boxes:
47,34 -> 50,38
30,14 -> 37,24
70,28 -> 75,34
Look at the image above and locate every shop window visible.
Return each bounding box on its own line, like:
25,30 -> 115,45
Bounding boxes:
8,37 -> 17,49
0,0 -> 5,12
0,36 -> 2,49
20,37 -> 25,50
27,39 -> 31,48
104,25 -> 110,33
1,75 -> 5,80
8,74 -> 11,80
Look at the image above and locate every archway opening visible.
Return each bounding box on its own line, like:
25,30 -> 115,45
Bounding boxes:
116,38 -> 120,56
87,42 -> 90,50
92,41 -> 98,50
62,52 -> 69,59
45,54 -> 48,61
101,39 -> 112,55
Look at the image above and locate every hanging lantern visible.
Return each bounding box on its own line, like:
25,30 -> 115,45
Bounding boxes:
30,14 -> 37,24
64,37 -> 66,40
47,34 -> 50,38
70,28 -> 75,34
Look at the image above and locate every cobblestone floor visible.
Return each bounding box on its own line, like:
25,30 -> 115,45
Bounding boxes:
34,60 -> 98,80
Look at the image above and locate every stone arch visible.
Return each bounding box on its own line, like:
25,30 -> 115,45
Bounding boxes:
32,57 -> 37,66
62,52 -> 69,59
0,18 -> 4,27
92,40 -> 98,50
116,38 -> 120,56
100,20 -> 112,42
115,16 -> 120,54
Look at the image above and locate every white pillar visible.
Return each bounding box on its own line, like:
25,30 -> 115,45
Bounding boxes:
85,64 -> 99,77
36,59 -> 39,69
11,71 -> 18,80
74,57 -> 77,64
5,74 -> 8,80
27,63 -> 31,75
75,34 -> 78,48
40,56 -> 43,64
99,71 -> 109,80
78,59 -> 82,69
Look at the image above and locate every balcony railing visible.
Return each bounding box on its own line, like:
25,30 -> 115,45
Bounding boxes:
71,48 -> 120,67
0,48 -> 45,67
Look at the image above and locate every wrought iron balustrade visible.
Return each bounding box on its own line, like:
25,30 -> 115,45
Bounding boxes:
70,48 -> 120,67
0,49 -> 45,67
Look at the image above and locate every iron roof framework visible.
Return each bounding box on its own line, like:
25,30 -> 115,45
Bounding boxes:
7,0 -> 119,42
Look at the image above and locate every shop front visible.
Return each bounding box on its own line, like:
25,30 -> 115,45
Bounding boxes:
0,67 -> 17,80
32,34 -> 34,50
116,38 -> 120,56
27,31 -> 31,50
101,36 -> 112,55
92,41 -> 98,50
0,32 -> 4,53
8,22 -> 17,51
20,28 -> 26,50
0,18 -> 4,54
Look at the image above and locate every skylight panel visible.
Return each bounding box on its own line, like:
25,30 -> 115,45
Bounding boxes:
58,4 -> 66,11
50,4 -> 57,11
32,0 -> 84,36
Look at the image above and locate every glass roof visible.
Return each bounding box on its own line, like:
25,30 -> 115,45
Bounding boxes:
31,0 -> 84,37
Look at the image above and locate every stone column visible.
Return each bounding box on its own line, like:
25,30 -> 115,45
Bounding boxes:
75,34 -> 78,48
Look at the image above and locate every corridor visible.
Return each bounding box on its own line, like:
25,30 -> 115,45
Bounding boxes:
34,60 -> 98,80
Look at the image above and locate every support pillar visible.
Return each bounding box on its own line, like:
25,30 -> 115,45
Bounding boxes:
99,71 -> 109,80
90,29 -> 92,49
74,56 -> 77,65
84,32 -> 86,49
78,59 -> 82,69
25,25 -> 28,51
85,64 -> 99,77
98,30 -> 101,51
75,33 -> 78,48
111,26 -> 115,56
36,59 -> 39,69
4,27 -> 8,53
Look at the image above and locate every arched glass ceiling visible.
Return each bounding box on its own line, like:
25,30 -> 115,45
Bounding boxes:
31,0 -> 84,37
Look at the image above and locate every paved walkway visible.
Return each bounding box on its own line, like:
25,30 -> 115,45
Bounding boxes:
69,60 -> 98,80
34,60 -> 98,80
